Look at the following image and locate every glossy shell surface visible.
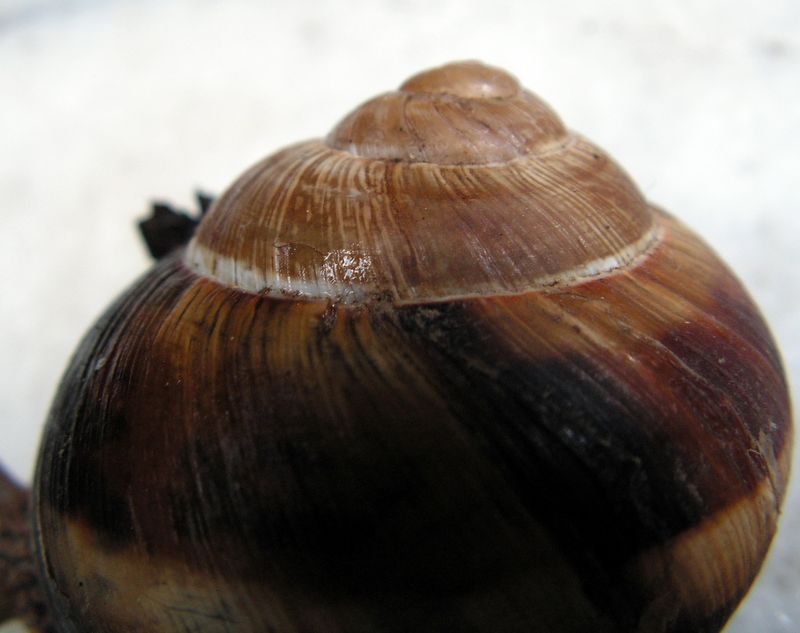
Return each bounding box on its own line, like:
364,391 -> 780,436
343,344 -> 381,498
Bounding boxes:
33,62 -> 792,633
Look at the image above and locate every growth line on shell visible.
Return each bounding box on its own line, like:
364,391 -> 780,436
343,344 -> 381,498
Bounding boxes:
181,217 -> 663,303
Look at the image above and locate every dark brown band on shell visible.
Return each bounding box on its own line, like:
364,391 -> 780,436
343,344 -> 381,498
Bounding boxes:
35,211 -> 791,632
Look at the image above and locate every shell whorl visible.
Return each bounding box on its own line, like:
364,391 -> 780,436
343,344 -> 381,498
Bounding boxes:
185,61 -> 656,302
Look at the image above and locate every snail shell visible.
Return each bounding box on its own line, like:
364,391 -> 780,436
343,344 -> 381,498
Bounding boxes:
33,62 -> 792,633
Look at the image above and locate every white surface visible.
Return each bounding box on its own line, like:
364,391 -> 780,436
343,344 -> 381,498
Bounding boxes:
0,0 -> 797,630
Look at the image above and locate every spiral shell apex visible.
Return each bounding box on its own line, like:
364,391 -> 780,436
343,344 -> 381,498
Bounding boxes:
32,61 -> 792,633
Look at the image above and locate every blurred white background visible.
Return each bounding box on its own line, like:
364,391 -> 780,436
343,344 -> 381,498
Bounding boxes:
0,0 -> 798,631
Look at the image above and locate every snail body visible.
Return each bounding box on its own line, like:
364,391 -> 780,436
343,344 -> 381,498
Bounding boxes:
20,62 -> 792,632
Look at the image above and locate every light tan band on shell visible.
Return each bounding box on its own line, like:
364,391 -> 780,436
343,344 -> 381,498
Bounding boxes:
183,222 -> 662,303
631,435 -> 792,626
